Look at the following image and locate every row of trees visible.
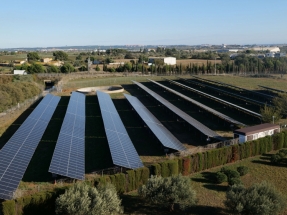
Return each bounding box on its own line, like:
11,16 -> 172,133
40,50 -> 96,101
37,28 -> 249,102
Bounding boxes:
14,63 -> 75,74
27,51 -> 69,62
55,174 -> 286,215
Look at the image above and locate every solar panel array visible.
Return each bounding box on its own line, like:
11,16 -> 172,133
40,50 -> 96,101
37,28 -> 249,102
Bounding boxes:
97,91 -> 143,169
0,94 -> 60,200
179,77 -> 267,107
172,77 -> 262,118
259,85 -> 287,94
124,94 -> 186,151
148,79 -> 246,126
132,81 -> 225,141
191,75 -> 274,99
49,92 -> 86,180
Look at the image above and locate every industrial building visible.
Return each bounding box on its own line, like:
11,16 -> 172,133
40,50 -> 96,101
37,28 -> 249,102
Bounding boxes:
251,47 -> 280,53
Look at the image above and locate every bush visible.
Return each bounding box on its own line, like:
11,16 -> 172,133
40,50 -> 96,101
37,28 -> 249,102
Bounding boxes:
225,181 -> 286,215
221,168 -> 240,180
228,177 -> 242,186
138,175 -> 196,211
95,65 -> 100,71
237,166 -> 249,176
55,183 -> 123,215
150,164 -> 161,176
215,172 -> 228,184
270,149 -> 287,165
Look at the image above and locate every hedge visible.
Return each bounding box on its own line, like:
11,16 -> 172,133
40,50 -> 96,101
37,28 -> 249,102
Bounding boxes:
2,131 -> 287,215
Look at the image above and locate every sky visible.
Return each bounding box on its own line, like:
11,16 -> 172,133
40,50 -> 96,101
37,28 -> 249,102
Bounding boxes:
0,0 -> 287,48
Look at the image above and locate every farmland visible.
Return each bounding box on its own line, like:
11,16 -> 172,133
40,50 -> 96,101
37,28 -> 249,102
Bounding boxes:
1,74 -> 287,214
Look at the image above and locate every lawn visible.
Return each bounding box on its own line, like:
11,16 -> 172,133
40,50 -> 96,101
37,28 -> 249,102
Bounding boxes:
121,152 -> 287,215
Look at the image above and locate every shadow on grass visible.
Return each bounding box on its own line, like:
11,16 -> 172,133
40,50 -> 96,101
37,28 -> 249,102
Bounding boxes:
192,171 -> 216,183
203,184 -> 228,192
252,159 -> 287,167
121,194 -> 170,215
122,194 -> 226,215
187,205 -> 226,215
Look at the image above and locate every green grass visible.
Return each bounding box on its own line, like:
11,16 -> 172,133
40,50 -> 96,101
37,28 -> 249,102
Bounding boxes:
200,74 -> 287,91
121,152 -> 287,215
64,76 -> 172,89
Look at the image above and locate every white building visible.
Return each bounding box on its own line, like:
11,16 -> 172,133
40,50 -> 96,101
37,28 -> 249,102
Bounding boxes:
233,123 -> 280,144
41,58 -> 52,63
265,53 -> 275,58
148,57 -> 176,65
13,70 -> 27,75
251,47 -> 280,53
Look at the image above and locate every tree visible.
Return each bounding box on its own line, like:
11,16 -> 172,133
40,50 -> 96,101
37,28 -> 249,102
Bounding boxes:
104,58 -> 114,64
27,63 -> 45,73
123,62 -> 132,72
95,65 -> 100,71
124,52 -> 135,59
273,93 -> 287,117
46,65 -> 59,73
56,183 -> 123,215
260,104 -> 281,123
27,52 -> 40,61
138,175 -> 196,211
225,181 -> 286,215
53,51 -> 69,61
60,63 -> 75,73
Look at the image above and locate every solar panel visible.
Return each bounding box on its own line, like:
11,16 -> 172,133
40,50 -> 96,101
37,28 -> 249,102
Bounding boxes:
191,75 -> 274,99
149,79 -> 246,126
258,85 -> 287,94
132,81 -> 225,141
0,94 -> 60,200
49,92 -> 85,180
97,91 -> 143,169
172,77 -> 262,118
124,94 -> 186,151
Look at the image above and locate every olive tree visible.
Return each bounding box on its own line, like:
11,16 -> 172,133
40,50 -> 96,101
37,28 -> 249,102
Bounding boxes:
56,183 -> 123,215
225,181 -> 286,215
138,175 -> 196,211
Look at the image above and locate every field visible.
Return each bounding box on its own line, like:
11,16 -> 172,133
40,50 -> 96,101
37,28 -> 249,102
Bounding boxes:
1,74 -> 287,211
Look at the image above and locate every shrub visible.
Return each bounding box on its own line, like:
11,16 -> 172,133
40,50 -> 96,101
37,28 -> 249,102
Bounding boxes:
228,177 -> 242,186
160,161 -> 169,177
55,183 -> 123,215
182,157 -> 191,176
221,168 -> 240,180
150,164 -> 161,176
2,200 -> 15,215
270,149 -> 287,165
215,172 -> 228,184
237,166 -> 249,176
225,181 -> 286,215
138,175 -> 196,211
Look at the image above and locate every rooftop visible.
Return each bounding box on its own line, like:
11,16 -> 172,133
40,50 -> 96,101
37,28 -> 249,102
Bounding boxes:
234,123 -> 279,135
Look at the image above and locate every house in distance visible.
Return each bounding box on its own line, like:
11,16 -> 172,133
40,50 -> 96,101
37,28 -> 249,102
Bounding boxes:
148,57 -> 176,65
233,123 -> 280,143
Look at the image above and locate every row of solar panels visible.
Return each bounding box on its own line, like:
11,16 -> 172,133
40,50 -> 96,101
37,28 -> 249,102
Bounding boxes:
0,90 -> 187,200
